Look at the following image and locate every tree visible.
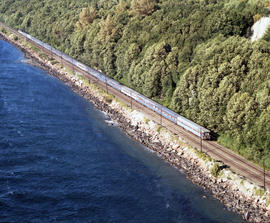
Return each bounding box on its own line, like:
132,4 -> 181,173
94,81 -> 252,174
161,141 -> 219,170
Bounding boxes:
116,0 -> 127,14
255,106 -> 270,154
225,92 -> 257,134
98,15 -> 118,43
129,0 -> 155,17
76,6 -> 96,30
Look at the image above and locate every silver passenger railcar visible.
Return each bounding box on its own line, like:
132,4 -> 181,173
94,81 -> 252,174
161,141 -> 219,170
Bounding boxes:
18,30 -> 211,140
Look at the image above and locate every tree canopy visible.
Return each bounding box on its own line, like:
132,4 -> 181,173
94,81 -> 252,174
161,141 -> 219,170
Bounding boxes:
1,0 -> 270,167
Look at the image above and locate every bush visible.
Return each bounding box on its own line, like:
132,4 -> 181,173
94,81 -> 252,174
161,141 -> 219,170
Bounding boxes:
254,187 -> 265,197
51,60 -> 59,65
13,35 -> 18,41
210,162 -> 221,177
144,117 -> 150,124
156,125 -> 163,133
194,149 -> 212,162
266,196 -> 270,207
104,95 -> 113,104
0,28 -> 7,34
253,14 -> 262,23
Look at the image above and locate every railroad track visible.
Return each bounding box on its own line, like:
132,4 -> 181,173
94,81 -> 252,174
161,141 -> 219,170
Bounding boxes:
1,22 -> 269,191
95,81 -> 270,190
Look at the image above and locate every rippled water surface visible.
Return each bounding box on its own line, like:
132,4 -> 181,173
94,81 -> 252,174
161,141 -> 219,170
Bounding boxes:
0,40 -> 245,223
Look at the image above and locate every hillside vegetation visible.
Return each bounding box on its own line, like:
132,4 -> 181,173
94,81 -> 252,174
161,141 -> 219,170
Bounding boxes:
1,0 -> 270,167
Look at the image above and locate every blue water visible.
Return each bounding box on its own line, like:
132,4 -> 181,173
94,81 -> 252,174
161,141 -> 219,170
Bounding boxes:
0,40 -> 245,223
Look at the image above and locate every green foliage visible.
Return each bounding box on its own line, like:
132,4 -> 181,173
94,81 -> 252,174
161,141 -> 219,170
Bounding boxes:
210,162 -> 221,178
50,59 -> 59,65
144,117 -> 150,124
254,187 -> 265,197
129,0 -> 156,17
156,125 -> 163,133
0,0 -> 270,168
76,7 -> 96,30
266,195 -> 270,207
263,26 -> 270,41
12,34 -> 18,41
0,27 -> 7,33
194,149 -> 212,162
38,53 -> 49,60
256,108 -> 270,146
104,95 -> 113,104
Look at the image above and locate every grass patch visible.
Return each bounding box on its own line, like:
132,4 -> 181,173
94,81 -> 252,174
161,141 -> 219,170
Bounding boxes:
194,149 -> 212,162
50,59 -> 59,65
39,53 -> 49,60
64,67 -> 76,76
266,196 -> 270,207
57,64 -> 64,69
156,125 -> 163,133
144,117 -> 150,124
218,134 -> 241,154
170,135 -> 179,142
218,134 -> 270,171
20,40 -> 40,54
30,45 -> 40,53
254,187 -> 265,197
240,179 -> 244,186
118,77 -> 130,87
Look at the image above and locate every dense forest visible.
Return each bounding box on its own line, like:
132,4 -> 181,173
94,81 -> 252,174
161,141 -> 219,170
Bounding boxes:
1,0 -> 270,167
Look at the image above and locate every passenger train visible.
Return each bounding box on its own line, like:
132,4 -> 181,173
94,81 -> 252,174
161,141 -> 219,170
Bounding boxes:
18,30 -> 211,140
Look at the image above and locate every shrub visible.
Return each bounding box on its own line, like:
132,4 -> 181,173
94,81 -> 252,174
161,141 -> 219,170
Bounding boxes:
1,28 -> 7,34
194,149 -> 212,162
156,125 -> 163,133
254,187 -> 265,197
266,196 -> 270,206
253,14 -> 262,23
144,117 -> 150,124
104,95 -> 113,104
210,162 -> 221,177
13,35 -> 18,41
51,60 -> 59,65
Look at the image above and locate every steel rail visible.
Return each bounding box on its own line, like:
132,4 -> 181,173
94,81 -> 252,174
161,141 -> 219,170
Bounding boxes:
1,22 -> 269,190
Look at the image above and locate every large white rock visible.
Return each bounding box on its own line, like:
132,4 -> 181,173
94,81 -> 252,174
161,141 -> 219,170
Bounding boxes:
251,17 -> 270,42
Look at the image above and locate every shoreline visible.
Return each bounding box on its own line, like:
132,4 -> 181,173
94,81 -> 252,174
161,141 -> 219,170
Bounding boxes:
1,31 -> 270,222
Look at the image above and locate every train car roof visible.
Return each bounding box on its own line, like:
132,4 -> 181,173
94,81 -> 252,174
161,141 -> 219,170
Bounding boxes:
19,29 -> 210,134
177,115 -> 210,132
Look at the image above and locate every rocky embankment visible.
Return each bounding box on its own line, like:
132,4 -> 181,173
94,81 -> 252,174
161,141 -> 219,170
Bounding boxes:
1,30 -> 270,223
